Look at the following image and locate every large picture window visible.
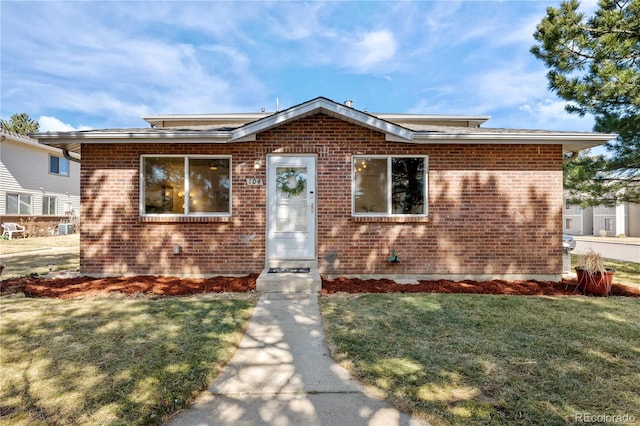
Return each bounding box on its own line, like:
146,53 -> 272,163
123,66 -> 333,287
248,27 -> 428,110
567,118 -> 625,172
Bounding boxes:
353,156 -> 427,216
141,156 -> 231,216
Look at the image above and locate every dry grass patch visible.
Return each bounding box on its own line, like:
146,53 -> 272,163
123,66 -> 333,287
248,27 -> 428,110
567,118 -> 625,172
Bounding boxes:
0,293 -> 255,425
320,293 -> 640,425
0,234 -> 79,279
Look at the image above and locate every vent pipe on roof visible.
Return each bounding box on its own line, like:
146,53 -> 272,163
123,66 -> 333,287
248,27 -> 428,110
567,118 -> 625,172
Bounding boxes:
344,100 -> 354,108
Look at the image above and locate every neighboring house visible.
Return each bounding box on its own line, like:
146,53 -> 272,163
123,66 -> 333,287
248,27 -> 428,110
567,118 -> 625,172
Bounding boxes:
35,97 -> 614,281
0,129 -> 80,234
563,192 -> 593,236
564,192 -> 640,237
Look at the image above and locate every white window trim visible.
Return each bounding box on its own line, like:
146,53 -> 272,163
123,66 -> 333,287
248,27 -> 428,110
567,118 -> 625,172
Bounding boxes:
7,193 -> 33,215
43,196 -> 58,215
49,155 -> 70,177
140,154 -> 232,218
565,218 -> 573,230
352,155 -> 428,217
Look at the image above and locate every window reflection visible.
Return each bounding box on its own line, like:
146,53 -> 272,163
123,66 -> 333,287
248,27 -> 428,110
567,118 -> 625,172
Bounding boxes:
143,156 -> 231,215
354,158 -> 387,213
353,156 -> 426,216
189,159 -> 230,213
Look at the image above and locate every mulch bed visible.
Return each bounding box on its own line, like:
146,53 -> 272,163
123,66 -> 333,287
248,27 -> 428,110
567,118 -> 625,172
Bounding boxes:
0,274 -> 258,299
1,273 -> 639,299
322,276 -> 640,297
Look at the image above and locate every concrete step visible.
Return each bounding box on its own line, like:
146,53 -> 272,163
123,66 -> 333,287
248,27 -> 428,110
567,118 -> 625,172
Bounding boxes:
256,266 -> 322,293
265,259 -> 318,269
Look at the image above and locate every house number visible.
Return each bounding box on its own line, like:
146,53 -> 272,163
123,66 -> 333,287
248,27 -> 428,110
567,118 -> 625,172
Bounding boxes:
246,178 -> 264,186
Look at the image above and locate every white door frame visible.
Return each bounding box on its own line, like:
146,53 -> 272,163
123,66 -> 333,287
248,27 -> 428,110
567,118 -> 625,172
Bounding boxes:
266,154 -> 317,261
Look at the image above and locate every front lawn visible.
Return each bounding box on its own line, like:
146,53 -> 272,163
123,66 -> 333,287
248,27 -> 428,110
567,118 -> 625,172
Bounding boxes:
320,293 -> 640,425
0,294 -> 255,425
0,234 -> 80,279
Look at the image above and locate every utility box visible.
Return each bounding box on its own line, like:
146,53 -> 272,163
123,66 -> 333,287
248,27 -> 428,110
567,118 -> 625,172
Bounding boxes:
562,248 -> 572,274
58,223 -> 74,235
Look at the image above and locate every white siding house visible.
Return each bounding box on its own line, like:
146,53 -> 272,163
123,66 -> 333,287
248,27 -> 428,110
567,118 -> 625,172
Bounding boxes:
563,191 -> 639,237
563,191 -> 593,235
1,130 -> 80,232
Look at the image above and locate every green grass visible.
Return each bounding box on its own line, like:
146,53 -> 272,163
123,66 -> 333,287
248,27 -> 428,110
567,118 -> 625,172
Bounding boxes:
0,294 -> 255,425
1,234 -> 80,279
320,293 -> 640,425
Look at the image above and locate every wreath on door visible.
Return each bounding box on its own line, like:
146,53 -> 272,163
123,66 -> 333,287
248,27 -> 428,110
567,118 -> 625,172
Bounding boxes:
276,168 -> 306,197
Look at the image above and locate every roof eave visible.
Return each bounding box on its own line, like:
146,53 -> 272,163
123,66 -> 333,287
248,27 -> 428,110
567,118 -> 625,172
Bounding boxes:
412,132 -> 616,154
142,113 -> 270,127
375,113 -> 491,127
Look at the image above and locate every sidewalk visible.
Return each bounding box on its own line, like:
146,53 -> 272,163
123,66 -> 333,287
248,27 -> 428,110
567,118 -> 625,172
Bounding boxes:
574,235 -> 640,245
168,293 -> 428,426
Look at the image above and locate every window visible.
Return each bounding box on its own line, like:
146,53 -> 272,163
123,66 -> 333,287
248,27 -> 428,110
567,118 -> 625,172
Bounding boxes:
565,218 -> 573,230
141,156 -> 231,216
353,156 -> 427,216
565,199 -> 582,213
43,196 -> 57,215
6,193 -> 32,214
604,217 -> 613,231
49,155 -> 70,176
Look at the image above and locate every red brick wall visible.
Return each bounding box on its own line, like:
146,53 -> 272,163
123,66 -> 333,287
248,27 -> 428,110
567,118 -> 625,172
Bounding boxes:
80,113 -> 563,277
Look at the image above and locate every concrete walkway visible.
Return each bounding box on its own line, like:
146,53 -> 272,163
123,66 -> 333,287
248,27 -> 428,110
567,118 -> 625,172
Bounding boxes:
168,293 -> 428,426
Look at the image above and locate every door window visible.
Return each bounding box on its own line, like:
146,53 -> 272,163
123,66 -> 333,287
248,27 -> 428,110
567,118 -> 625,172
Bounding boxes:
275,167 -> 308,232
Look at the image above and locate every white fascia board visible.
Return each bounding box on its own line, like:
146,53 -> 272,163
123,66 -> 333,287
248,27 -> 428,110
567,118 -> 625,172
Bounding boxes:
412,132 -> 616,144
35,130 -> 233,144
375,113 -> 491,127
1,131 -> 72,157
142,113 -> 269,127
3,133 -> 58,153
412,131 -> 616,154
230,98 -> 415,142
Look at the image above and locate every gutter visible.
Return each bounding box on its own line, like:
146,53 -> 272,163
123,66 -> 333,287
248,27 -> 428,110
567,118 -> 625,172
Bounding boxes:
63,149 -> 81,164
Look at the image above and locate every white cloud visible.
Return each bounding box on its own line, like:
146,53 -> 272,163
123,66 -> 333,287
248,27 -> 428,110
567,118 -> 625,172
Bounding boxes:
38,116 -> 92,132
520,99 -> 567,117
351,30 -> 397,71
267,2 -> 331,41
1,1 -> 604,131
476,66 -> 546,108
519,99 -> 595,131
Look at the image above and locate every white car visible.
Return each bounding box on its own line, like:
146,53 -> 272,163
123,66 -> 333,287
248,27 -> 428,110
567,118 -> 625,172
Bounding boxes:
563,234 -> 576,251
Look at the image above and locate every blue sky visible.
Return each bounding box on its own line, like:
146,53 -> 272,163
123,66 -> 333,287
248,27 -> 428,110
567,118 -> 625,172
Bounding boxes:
1,0 -> 600,133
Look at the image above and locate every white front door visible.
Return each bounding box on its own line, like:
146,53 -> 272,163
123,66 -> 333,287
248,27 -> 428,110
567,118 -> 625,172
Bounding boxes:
267,155 -> 316,260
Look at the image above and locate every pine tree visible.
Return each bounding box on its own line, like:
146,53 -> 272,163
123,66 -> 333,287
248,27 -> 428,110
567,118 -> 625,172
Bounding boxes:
531,0 -> 640,205
0,113 -> 40,136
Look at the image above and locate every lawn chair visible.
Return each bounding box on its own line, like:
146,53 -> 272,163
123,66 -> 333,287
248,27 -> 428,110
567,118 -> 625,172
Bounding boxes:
1,223 -> 26,240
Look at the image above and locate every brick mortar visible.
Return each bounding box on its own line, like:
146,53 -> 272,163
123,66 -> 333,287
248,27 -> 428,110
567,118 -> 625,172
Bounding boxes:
79,114 -> 563,276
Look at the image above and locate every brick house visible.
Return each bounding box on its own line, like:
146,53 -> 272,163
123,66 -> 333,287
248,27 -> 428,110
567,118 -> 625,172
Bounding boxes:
36,97 -> 613,282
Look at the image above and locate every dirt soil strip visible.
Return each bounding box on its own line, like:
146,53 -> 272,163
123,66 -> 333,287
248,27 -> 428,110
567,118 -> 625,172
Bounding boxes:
0,274 -> 259,299
321,277 -> 640,297
1,274 -> 639,298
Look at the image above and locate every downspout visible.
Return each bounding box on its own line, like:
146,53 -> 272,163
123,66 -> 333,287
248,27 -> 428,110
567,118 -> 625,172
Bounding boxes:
563,151 -> 579,164
63,149 -> 81,163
